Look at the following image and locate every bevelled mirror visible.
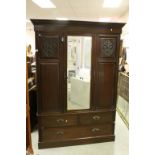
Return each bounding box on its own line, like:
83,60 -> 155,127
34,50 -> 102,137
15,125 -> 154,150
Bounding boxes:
67,36 -> 92,110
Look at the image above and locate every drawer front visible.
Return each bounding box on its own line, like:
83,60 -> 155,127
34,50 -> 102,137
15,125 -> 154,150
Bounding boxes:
79,111 -> 114,125
39,114 -> 77,127
41,124 -> 114,142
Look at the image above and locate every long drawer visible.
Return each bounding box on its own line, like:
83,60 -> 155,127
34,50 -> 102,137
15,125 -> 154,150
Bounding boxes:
40,123 -> 114,142
39,114 -> 77,127
79,111 -> 115,125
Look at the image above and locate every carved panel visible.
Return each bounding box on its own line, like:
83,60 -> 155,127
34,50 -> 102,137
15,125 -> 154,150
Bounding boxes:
100,38 -> 116,58
40,35 -> 59,58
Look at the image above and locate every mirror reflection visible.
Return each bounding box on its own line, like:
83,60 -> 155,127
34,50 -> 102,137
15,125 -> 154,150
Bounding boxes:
67,36 -> 92,110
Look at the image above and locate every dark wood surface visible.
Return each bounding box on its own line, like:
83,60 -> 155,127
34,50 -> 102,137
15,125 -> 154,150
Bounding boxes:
31,19 -> 124,34
39,62 -> 60,112
40,114 -> 77,127
79,111 -> 115,125
41,123 -> 114,142
39,135 -> 115,148
37,33 -> 65,113
32,19 -> 125,148
96,62 -> 116,109
39,35 -> 60,59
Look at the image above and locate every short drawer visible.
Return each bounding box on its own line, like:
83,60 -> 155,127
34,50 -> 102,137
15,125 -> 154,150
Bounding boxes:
39,114 -> 77,127
79,111 -> 114,125
41,123 -> 114,142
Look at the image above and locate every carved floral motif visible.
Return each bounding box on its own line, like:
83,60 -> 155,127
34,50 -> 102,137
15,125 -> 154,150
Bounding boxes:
41,37 -> 59,58
100,38 -> 116,57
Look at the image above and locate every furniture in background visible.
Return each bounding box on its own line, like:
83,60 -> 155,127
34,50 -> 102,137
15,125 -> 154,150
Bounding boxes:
27,45 -> 37,131
117,72 -> 129,128
67,70 -> 76,83
31,19 -> 125,148
28,84 -> 37,131
26,63 -> 33,154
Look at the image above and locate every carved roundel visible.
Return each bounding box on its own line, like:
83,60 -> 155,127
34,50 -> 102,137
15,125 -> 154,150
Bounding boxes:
100,38 -> 116,57
41,36 -> 59,58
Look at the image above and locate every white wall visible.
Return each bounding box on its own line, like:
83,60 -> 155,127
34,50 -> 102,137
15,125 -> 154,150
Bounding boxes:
119,11 -> 129,48
119,11 -> 129,68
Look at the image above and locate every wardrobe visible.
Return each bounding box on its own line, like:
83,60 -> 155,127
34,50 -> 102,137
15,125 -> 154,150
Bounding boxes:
31,19 -> 125,148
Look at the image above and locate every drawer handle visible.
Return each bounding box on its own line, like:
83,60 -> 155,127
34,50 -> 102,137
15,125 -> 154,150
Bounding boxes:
56,131 -> 64,135
91,128 -> 100,132
57,119 -> 65,123
92,115 -> 100,120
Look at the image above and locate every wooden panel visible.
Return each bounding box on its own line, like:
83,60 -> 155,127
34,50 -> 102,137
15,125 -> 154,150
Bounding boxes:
41,123 -> 114,142
40,114 -> 77,127
39,62 -> 61,112
31,19 -> 125,34
96,63 -> 115,109
98,37 -> 117,59
79,111 -> 114,125
39,34 -> 60,59
100,38 -> 116,58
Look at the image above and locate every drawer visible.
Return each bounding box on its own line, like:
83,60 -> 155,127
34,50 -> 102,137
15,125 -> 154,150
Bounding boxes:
39,114 -> 77,127
79,111 -> 114,125
41,124 -> 114,142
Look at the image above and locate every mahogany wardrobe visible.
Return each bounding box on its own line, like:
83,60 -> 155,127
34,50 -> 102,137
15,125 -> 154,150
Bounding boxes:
31,19 -> 125,148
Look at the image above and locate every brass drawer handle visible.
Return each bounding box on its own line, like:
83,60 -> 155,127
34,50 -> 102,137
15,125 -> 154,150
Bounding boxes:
56,131 -> 64,135
56,119 -> 68,123
92,115 -> 100,120
91,128 -> 100,132
57,119 -> 64,123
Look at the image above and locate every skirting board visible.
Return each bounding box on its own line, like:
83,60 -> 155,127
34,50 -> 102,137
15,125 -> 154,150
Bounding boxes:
38,135 -> 115,149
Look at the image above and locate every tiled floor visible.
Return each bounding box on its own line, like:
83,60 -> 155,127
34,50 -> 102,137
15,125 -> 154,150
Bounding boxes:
31,112 -> 129,155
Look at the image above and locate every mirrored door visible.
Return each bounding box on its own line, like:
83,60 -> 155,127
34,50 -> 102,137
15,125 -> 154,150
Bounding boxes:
67,36 -> 92,110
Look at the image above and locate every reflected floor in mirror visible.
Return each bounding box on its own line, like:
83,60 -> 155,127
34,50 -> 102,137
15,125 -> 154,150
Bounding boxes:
67,100 -> 89,110
67,79 -> 90,110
